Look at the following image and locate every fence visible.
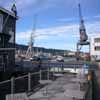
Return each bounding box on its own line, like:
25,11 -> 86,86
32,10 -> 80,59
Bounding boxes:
0,69 -> 55,100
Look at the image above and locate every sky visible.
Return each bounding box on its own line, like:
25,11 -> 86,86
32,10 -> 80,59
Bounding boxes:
0,0 -> 100,51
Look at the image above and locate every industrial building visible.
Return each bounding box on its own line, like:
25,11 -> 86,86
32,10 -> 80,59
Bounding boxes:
0,5 -> 17,71
90,34 -> 100,61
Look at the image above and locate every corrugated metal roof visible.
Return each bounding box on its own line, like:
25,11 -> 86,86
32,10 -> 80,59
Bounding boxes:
0,6 -> 18,19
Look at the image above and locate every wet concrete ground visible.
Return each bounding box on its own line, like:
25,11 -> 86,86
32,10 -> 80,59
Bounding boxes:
92,70 -> 100,100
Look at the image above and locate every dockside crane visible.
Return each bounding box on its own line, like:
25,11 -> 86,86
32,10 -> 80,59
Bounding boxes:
26,15 -> 37,58
78,3 -> 88,42
76,4 -> 89,60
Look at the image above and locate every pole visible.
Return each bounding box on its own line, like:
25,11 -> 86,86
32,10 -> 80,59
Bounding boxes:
47,67 -> 49,80
53,65 -> 55,80
11,77 -> 14,94
40,70 -> 41,81
89,43 -> 91,61
28,73 -> 31,91
76,43 -> 79,61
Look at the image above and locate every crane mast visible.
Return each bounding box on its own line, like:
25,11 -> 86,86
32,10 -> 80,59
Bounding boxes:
78,4 -> 88,42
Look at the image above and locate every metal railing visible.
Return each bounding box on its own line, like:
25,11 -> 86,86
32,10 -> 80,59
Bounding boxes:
0,68 -> 55,100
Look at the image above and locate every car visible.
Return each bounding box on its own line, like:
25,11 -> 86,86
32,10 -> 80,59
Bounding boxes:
30,56 -> 40,61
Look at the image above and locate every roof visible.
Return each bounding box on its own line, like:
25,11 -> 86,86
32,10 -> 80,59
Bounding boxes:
0,6 -> 18,19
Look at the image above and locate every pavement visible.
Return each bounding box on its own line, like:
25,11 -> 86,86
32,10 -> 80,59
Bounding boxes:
6,73 -> 90,100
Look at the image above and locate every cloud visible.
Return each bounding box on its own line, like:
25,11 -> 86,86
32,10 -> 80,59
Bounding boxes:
16,22 -> 100,51
16,24 -> 78,43
94,14 -> 100,18
57,18 -> 76,22
16,0 -> 47,11
0,0 -> 57,16
86,22 -> 100,36
1,0 -> 40,9
16,21 -> 100,45
63,43 -> 76,51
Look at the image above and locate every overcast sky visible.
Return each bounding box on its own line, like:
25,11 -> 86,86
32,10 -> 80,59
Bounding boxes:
0,0 -> 100,51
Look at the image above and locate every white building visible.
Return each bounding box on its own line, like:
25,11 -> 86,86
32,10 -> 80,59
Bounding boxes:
90,34 -> 100,61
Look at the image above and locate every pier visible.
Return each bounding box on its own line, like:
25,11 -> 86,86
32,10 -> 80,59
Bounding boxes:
0,67 -> 93,100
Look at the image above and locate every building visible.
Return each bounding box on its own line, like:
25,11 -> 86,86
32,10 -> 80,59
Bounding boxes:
90,34 -> 100,61
0,5 -> 17,71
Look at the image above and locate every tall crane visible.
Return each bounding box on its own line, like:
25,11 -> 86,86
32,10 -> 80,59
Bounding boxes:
76,4 -> 89,61
26,15 -> 37,58
78,3 -> 88,42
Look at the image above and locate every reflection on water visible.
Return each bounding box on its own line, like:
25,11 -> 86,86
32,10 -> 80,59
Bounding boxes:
64,57 -> 76,62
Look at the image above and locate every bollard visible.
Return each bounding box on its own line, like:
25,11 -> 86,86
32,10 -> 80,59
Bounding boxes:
87,72 -> 92,81
28,73 -> 31,91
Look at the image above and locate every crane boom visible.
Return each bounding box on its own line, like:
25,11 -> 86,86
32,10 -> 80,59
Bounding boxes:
78,3 -> 82,22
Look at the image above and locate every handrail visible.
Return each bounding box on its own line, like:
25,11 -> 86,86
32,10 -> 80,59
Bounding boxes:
0,70 -> 48,84
0,79 -> 11,85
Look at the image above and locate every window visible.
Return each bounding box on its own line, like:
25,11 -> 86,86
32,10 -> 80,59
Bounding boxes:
95,46 -> 100,51
94,38 -> 100,43
0,14 -> 3,33
9,28 -> 14,43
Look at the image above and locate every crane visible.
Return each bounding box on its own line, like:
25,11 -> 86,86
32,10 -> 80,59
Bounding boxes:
26,15 -> 37,58
78,3 -> 88,42
76,3 -> 89,61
